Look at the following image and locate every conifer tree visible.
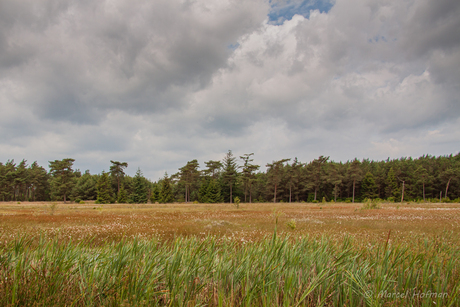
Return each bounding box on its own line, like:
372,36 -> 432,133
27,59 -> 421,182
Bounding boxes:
203,160 -> 222,179
199,178 -> 210,203
149,184 -> 160,203
266,159 -> 290,203
240,153 -> 260,203
49,158 -> 76,203
327,162 -> 343,202
440,167 -> 458,199
386,167 -> 400,200
72,170 -> 97,201
206,178 -> 223,203
361,172 -> 378,199
117,184 -> 128,203
415,166 -> 429,201
110,160 -> 128,197
178,160 -> 200,203
0,160 -> 16,201
29,161 -> 49,201
306,156 -> 329,201
348,159 -> 362,203
97,171 -> 113,204
159,173 -> 174,203
130,168 -> 148,203
222,150 -> 239,203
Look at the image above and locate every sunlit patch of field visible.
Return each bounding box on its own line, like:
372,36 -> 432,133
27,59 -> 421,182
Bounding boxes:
1,201 -> 459,246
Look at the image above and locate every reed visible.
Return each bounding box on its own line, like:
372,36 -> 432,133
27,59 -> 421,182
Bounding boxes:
0,231 -> 458,306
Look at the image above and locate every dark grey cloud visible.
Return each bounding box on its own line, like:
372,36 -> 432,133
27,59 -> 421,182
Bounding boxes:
402,0 -> 460,58
0,0 -> 268,124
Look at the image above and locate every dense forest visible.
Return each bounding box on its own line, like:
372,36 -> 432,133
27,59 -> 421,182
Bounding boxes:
1,152 -> 459,204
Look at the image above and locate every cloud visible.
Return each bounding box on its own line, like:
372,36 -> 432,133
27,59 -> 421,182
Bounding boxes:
0,0 -> 268,123
0,0 -> 459,179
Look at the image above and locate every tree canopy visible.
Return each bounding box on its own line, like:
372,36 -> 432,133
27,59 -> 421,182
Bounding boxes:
1,152 -> 459,204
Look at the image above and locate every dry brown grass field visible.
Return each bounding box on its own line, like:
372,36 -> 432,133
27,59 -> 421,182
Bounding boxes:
1,201 -> 459,246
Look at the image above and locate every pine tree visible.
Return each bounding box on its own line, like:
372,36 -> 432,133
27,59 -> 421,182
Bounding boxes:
110,160 -> 128,198
178,160 -> 200,203
266,159 -> 290,203
72,170 -> 97,201
207,179 -> 223,203
97,171 -> 113,204
415,166 -> 429,201
130,168 -> 148,203
440,166 -> 458,199
199,178 -> 210,203
240,153 -> 260,203
149,184 -> 160,203
117,184 -> 128,203
159,173 -> 174,203
222,150 -> 239,203
305,156 -> 329,201
348,159 -> 362,203
386,167 -> 400,200
29,161 -> 49,201
49,158 -> 76,203
361,172 -> 378,199
327,163 -> 343,202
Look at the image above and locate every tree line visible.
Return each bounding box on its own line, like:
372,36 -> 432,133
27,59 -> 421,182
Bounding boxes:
0,152 -> 459,204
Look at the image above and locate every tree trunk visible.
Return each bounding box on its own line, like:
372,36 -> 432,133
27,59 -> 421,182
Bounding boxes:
334,184 -> 337,202
446,178 -> 451,199
230,184 -> 233,204
64,193 -> 67,204
422,182 -> 425,202
401,181 -> 405,202
352,180 -> 355,203
289,185 -> 292,203
314,188 -> 317,201
274,184 -> 277,203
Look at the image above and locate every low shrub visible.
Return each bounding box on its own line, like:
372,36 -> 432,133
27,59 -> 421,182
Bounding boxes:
234,196 -> 240,209
362,198 -> 381,210
286,219 -> 296,230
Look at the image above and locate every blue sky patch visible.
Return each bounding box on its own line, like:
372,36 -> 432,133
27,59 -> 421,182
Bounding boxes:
268,0 -> 335,24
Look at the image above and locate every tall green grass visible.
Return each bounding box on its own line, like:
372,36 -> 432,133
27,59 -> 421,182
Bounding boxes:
0,233 -> 459,306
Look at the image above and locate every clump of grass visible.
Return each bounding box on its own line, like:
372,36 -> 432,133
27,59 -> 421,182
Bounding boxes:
286,219 -> 296,230
0,233 -> 458,306
233,196 -> 240,209
49,202 -> 58,215
361,198 -> 381,210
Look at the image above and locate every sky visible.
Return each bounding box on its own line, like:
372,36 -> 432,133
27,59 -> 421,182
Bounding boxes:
0,0 -> 459,181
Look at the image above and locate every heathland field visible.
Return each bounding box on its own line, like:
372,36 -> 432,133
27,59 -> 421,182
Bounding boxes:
1,201 -> 459,306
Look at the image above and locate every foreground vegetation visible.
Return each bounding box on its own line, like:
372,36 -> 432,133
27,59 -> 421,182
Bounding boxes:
1,231 -> 459,306
1,201 -> 459,306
